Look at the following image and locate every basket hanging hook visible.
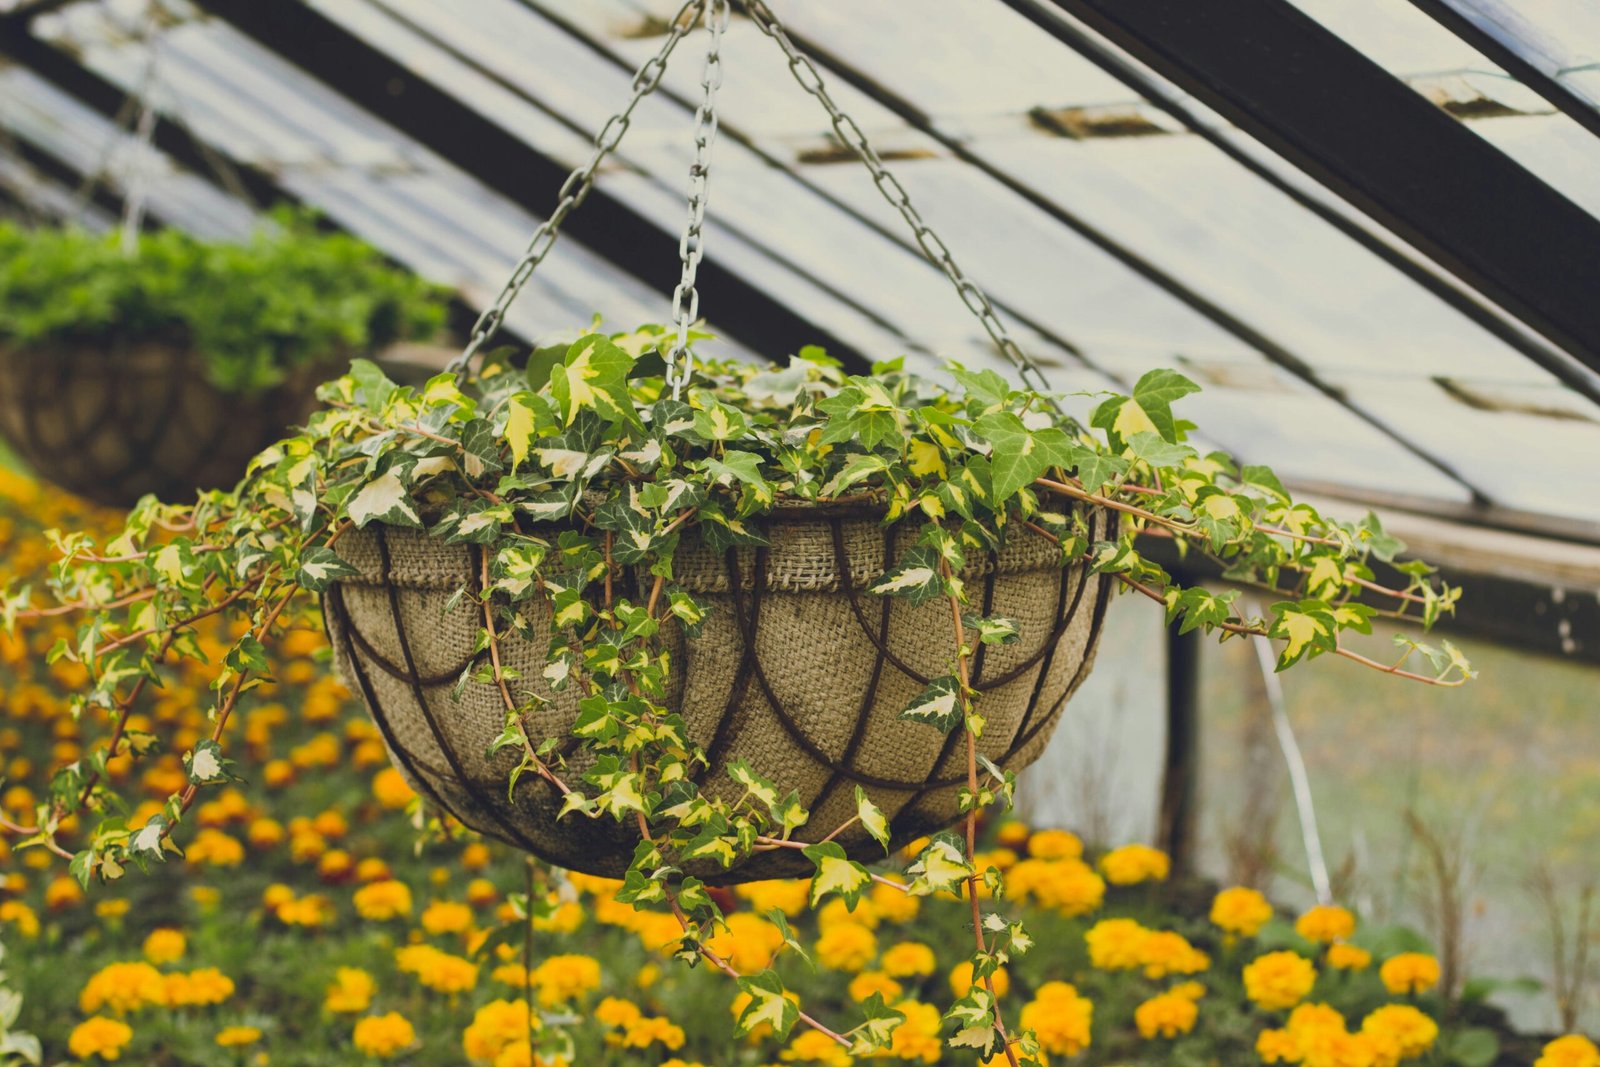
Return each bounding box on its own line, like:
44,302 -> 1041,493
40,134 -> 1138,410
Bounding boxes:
446,0 -> 708,379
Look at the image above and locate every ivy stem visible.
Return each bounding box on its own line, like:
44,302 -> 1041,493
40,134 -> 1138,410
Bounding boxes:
479,551 -> 570,797
941,560 -> 1022,1067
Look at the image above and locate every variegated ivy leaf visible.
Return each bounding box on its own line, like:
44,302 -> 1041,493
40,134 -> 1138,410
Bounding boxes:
850,993 -> 907,1055
944,988 -> 999,1055
728,760 -> 780,811
972,411 -> 1079,504
550,333 -> 637,428
802,840 -> 872,910
347,469 -> 422,529
1269,599 -> 1338,671
295,546 -> 361,593
1091,367 -> 1199,446
963,613 -> 1020,646
854,785 -> 890,851
764,908 -> 811,967
692,400 -> 749,442
1165,586 -> 1238,635
868,545 -> 943,607
503,392 -> 538,472
184,740 -> 231,785
821,454 -> 889,499
899,675 -> 964,734
906,832 -> 972,897
735,970 -> 799,1040
128,815 -> 169,861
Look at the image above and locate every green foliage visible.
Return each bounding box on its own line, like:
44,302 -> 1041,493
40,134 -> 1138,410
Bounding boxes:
0,212 -> 448,393
5,321 -> 1473,1062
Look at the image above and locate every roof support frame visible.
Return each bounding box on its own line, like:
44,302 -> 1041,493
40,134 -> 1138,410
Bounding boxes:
1407,0 -> 1600,143
1008,0 -> 1600,388
999,0 -> 1600,413
192,0 -> 873,370
753,16 -> 1495,504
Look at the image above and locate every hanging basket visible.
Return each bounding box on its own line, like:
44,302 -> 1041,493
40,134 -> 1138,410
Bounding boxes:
0,341 -> 326,508
323,502 -> 1113,883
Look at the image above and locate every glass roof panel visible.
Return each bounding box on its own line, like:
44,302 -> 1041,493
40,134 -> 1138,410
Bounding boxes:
1427,0 -> 1600,114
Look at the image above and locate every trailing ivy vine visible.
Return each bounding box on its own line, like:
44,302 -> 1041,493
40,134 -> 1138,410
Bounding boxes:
0,324 -> 1470,1063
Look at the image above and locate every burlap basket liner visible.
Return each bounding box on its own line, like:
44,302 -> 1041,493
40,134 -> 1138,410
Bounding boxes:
323,503 -> 1113,882
0,342 -> 324,508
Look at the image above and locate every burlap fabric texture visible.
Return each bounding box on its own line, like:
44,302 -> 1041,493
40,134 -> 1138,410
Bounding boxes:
0,342 -> 325,508
323,503 -> 1113,882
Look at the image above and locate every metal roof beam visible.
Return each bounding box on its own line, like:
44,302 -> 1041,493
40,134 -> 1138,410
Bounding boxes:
1407,0 -> 1600,143
1000,0 -> 1600,411
193,0 -> 870,369
760,16 -> 1496,505
1027,0 -> 1600,377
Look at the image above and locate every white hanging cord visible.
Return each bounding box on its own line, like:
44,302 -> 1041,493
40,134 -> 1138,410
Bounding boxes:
1247,600 -> 1332,904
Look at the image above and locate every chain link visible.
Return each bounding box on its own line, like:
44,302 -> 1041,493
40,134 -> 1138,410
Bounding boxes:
665,0 -> 731,399
741,0 -> 1051,393
447,0 -> 707,376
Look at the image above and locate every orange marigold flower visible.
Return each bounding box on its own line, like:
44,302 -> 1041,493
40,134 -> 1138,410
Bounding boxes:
69,1016 -> 134,1061
1099,843 -> 1170,885
1295,905 -> 1356,945
1536,1035 -> 1600,1067
1243,951 -> 1318,1012
353,1012 -> 416,1059
1379,953 -> 1440,996
1135,989 -> 1200,1039
1211,886 -> 1273,937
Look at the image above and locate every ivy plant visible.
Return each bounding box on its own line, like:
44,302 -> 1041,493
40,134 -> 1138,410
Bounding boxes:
0,211 -> 448,393
0,323 -> 1471,1064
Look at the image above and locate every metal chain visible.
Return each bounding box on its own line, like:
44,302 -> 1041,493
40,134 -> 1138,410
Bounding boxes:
665,0 -> 731,399
741,0 -> 1051,393
446,0 -> 708,377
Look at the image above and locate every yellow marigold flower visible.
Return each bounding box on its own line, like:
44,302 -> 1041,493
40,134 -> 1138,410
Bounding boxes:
815,922 -> 877,973
163,968 -> 235,1008
354,880 -> 413,921
356,858 -> 392,883
142,928 -> 186,965
620,1016 -> 685,1051
276,894 -> 333,928
1328,943 -> 1373,971
1007,858 -> 1105,917
1099,843 -> 1170,885
596,996 -> 643,1030
80,961 -> 166,1015
1021,982 -> 1092,1057
819,896 -> 878,931
319,849 -> 355,882
949,960 -> 1009,999
1139,930 -> 1210,979
885,1000 -> 942,1064
870,882 -> 920,924
1362,1005 -> 1438,1060
707,913 -> 785,974
880,941 -> 937,979
463,998 -> 538,1063
1027,828 -> 1083,860
0,900 -> 39,938
633,911 -> 686,955
186,829 -> 245,867
371,768 -> 416,810
1379,953 -> 1440,996
190,885 -> 222,912
1298,1025 -> 1378,1067
1136,989 -> 1200,1039
421,900 -> 475,937
849,970 -> 903,1003
216,1026 -> 263,1048
735,878 -> 811,918
536,899 -> 583,934
325,967 -> 376,1014
395,944 -> 478,995
353,1012 -> 416,1059
1086,918 -> 1152,971
532,954 -> 602,1007
1296,905 -> 1357,945
1211,886 -> 1273,937
1287,1002 -> 1346,1036
1258,1027 -> 1299,1063
995,820 -> 1030,849
1243,951 -> 1318,1012
1537,1035 -> 1600,1067
467,878 -> 498,907
782,1028 -> 853,1066
69,1016 -> 134,1061
45,875 -> 84,910
263,760 -> 295,789
462,842 -> 492,871
93,898 -> 130,921
247,818 -> 286,850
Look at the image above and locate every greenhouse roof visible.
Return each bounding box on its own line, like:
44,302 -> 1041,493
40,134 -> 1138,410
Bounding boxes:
1,0 -> 1597,557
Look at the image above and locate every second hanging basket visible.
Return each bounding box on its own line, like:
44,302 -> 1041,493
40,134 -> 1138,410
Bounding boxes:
0,341 -> 327,508
323,503 -> 1112,883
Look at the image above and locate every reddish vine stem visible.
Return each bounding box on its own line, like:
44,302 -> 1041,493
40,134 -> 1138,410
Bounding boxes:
943,561 -> 1023,1067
